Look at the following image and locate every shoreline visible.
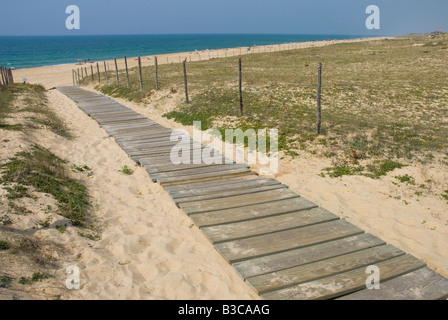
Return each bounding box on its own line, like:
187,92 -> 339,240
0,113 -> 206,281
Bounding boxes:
13,36 -> 390,88
5,34 -> 383,70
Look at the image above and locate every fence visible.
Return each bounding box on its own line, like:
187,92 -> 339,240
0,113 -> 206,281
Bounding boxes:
71,40 -> 328,134
0,66 -> 14,87
68,33 -> 448,164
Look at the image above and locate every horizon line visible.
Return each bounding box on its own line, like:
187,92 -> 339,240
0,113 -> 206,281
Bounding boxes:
0,32 -> 390,37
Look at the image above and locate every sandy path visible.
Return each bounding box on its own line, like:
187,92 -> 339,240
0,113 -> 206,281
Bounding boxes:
33,89 -> 259,300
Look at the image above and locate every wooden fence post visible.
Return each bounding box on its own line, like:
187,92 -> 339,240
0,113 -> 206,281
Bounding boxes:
138,57 -> 143,91
97,63 -> 101,83
183,60 -> 189,103
77,69 -> 81,84
154,56 -> 159,90
1,67 -> 6,85
114,59 -> 119,85
8,68 -> 13,84
72,69 -> 75,86
84,67 -> 88,81
316,62 -> 322,135
91,65 -> 94,82
125,56 -> 130,88
0,67 -> 5,86
239,58 -> 243,116
103,61 -> 108,84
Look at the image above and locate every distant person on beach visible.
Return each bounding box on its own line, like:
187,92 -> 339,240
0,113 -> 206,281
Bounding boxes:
22,77 -> 27,84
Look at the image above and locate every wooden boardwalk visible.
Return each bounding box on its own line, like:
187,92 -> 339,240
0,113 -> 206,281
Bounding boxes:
57,86 -> 448,300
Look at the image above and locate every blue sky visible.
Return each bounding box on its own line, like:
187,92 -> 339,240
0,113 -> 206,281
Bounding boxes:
0,0 -> 446,36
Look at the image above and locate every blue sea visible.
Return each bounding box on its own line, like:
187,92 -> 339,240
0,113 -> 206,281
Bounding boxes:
0,34 -> 364,70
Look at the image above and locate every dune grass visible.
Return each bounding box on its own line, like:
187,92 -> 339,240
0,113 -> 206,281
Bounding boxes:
0,84 -> 72,138
85,34 -> 448,175
0,146 -> 89,226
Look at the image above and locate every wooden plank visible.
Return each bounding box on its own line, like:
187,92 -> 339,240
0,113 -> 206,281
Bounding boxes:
115,131 -> 185,143
138,150 -> 225,166
107,127 -> 172,137
97,117 -> 149,125
102,122 -> 157,130
143,159 -> 229,175
92,112 -> 142,119
248,244 -> 405,294
150,163 -> 249,180
174,183 -> 286,204
260,254 -> 426,300
163,175 -> 261,192
79,103 -> 125,110
189,197 -> 318,227
116,132 -> 185,144
158,168 -> 255,187
107,128 -> 171,138
86,108 -> 129,115
215,220 -> 364,263
101,119 -> 151,126
122,139 -> 192,150
78,100 -> 118,107
201,207 -> 339,244
96,115 -> 147,123
233,233 -> 386,279
336,267 -> 448,300
179,188 -> 298,214
168,177 -> 279,198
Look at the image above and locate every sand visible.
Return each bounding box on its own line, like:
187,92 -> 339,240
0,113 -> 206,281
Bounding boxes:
2,36 -> 447,300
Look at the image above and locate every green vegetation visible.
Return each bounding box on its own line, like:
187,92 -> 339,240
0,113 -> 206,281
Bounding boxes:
323,159 -> 406,179
0,215 -> 12,226
0,83 -> 71,138
0,146 -> 89,226
395,174 -> 416,185
0,275 -> 11,288
118,165 -> 134,175
442,190 -> 448,202
0,240 -> 10,250
31,272 -> 53,282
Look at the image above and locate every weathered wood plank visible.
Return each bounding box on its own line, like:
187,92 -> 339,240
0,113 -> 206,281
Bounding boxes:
260,254 -> 426,300
163,175 -> 261,192
92,113 -> 142,120
92,112 -> 142,119
201,207 -> 339,244
108,127 -> 172,137
336,267 -> 448,300
96,116 -> 148,123
168,177 -> 280,198
150,163 -> 249,180
143,160 -> 229,175
116,134 -> 186,146
179,188 -> 298,214
215,220 -> 364,263
189,197 -> 317,226
233,233 -> 386,279
248,244 -> 405,294
115,131 -> 185,143
159,168 -> 255,187
78,101 -> 119,107
138,151 -> 226,166
175,183 -> 287,204
102,122 -> 157,131
122,139 -> 192,151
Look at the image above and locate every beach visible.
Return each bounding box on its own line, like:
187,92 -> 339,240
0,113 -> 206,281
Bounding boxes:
2,35 -> 447,300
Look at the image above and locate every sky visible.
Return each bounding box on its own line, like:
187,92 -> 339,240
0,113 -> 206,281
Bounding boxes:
0,0 -> 446,36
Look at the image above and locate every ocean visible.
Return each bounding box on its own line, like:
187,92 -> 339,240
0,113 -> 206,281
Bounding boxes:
0,34 -> 364,70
